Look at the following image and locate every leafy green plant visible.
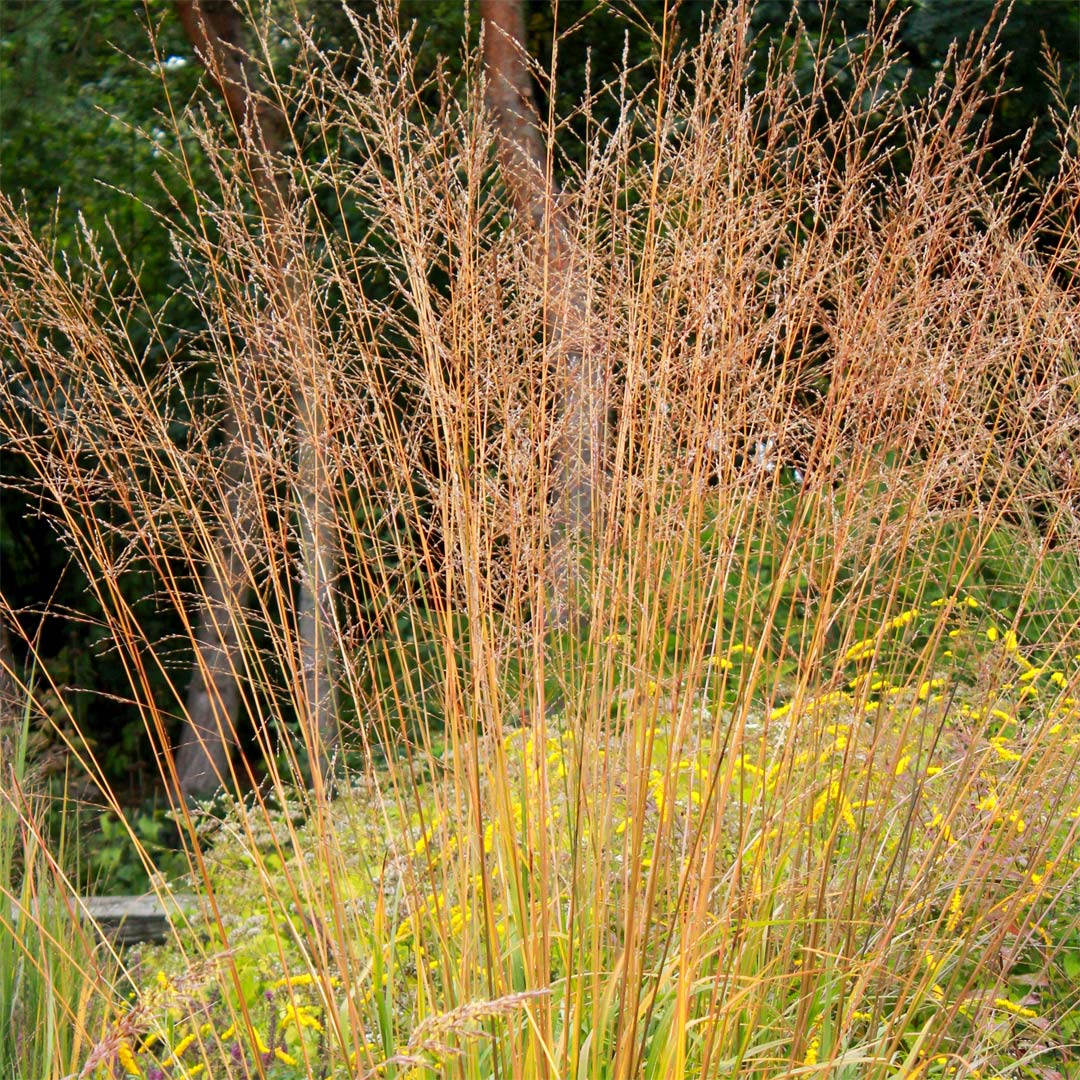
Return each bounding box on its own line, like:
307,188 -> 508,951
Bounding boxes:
0,681 -> 121,1080
70,803 -> 188,896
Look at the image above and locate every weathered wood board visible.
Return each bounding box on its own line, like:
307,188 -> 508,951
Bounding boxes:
11,894 -> 199,945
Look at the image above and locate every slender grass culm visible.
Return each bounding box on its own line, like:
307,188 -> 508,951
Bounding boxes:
0,2 -> 1078,1078
0,673 -> 121,1080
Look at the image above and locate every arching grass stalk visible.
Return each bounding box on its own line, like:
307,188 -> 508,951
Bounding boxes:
0,2 -> 1077,1077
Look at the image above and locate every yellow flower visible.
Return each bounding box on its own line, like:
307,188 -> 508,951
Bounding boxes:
163,1032 -> 196,1066
988,737 -> 1022,762
994,997 -> 1038,1019
812,781 -> 856,829
845,637 -> 876,662
280,1003 -> 325,1034
945,889 -> 963,934
116,1043 -> 141,1077
271,972 -> 316,990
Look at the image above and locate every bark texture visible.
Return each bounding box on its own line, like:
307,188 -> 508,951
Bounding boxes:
173,410 -> 250,799
480,0 -> 606,628
175,0 -> 339,797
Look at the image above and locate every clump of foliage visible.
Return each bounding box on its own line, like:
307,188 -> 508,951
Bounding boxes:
0,683 -> 122,1080
0,2 -> 1077,1079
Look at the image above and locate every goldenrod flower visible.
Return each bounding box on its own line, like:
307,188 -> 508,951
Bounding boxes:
116,1042 -> 141,1077
994,997 -> 1038,1019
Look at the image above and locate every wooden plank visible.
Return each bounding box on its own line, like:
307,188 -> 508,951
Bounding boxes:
76,894 -> 199,945
11,894 -> 200,946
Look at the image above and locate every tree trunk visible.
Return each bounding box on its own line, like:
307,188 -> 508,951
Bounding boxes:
173,409 -> 248,799
480,0 -> 606,629
175,0 -> 339,797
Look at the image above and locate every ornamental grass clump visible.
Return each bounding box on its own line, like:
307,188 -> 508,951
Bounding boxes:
0,679 -> 122,1080
0,3 -> 1078,1078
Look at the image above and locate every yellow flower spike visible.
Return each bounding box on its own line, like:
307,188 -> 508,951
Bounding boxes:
894,755 -> 911,777
945,889 -> 963,934
1030,921 -> 1053,948
1050,671 -> 1068,689
987,626 -> 999,642
844,637 -> 876,662
166,1033 -> 196,1063
271,973 -> 316,990
803,1037 -> 820,1065
770,701 -> 793,721
989,738 -> 1022,762
994,997 -> 1038,1019
965,596 -> 979,609
116,1043 -> 141,1077
1003,629 -> 1018,652
275,1047 -> 299,1066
